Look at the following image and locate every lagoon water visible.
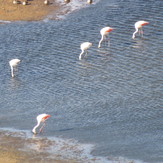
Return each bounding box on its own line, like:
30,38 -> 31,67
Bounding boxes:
0,0 -> 162,162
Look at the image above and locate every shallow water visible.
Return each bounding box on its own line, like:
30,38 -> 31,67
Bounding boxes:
0,0 -> 162,162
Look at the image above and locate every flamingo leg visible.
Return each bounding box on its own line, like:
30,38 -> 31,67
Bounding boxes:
107,36 -> 110,47
103,35 -> 107,47
39,122 -> 46,133
104,36 -> 107,46
104,36 -> 110,47
138,28 -> 143,37
84,50 -> 88,59
140,28 -> 144,37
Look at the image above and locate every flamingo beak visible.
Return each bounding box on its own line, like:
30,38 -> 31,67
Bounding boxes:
142,22 -> 149,26
106,28 -> 113,32
42,114 -> 50,120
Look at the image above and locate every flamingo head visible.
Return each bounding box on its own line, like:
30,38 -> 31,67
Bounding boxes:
42,114 -> 50,121
106,27 -> 113,33
36,113 -> 51,123
101,27 -> 113,35
32,114 -> 51,134
141,21 -> 149,26
136,21 -> 149,28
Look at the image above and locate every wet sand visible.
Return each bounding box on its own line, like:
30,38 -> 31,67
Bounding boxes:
0,0 -> 61,21
0,131 -> 78,163
0,150 -> 77,163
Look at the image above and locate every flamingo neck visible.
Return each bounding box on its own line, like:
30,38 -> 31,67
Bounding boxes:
79,49 -> 84,60
132,28 -> 139,39
32,121 -> 41,134
98,35 -> 104,48
10,66 -> 14,78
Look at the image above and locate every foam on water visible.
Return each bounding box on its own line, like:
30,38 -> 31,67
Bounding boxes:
53,0 -> 100,20
0,20 -> 11,24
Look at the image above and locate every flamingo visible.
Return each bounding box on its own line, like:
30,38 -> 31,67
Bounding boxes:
79,42 -> 92,60
44,0 -> 50,5
132,21 -> 149,39
9,59 -> 21,78
87,0 -> 93,4
64,0 -> 70,3
22,1 -> 28,5
32,114 -> 50,134
13,0 -> 19,4
98,27 -> 113,48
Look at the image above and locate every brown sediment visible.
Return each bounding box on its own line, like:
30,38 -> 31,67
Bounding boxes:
0,149 -> 77,163
0,131 -> 78,163
0,0 -> 61,21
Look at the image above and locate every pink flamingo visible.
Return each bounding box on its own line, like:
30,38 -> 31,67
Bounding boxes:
132,21 -> 149,39
98,27 -> 113,48
32,114 -> 50,134
79,42 -> 92,60
9,59 -> 21,78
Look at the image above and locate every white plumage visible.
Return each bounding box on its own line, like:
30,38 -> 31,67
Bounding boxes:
32,113 -> 50,134
44,0 -> 49,5
132,21 -> 149,39
79,42 -> 92,60
98,27 -> 113,48
9,59 -> 21,78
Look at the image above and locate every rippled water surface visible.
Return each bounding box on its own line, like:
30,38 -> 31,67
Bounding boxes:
0,0 -> 162,162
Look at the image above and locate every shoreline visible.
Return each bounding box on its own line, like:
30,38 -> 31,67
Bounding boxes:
0,0 -> 62,21
0,129 -> 136,163
0,130 -> 78,163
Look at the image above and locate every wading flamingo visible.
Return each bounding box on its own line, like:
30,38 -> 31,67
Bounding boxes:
132,21 -> 149,39
98,27 -> 113,48
22,1 -> 28,5
13,0 -> 19,4
64,0 -> 70,3
87,0 -> 92,4
79,42 -> 92,60
44,0 -> 50,5
9,59 -> 21,78
32,114 -> 50,134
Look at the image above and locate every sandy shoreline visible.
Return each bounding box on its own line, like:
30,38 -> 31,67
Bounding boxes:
0,131 -> 78,163
0,150 -> 77,163
0,0 -> 62,21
